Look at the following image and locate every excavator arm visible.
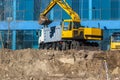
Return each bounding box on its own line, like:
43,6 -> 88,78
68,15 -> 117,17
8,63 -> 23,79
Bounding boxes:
39,0 -> 80,25
39,1 -> 56,25
57,0 -> 80,22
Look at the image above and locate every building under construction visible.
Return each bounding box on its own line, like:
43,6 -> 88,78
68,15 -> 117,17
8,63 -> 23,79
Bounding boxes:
0,0 -> 120,50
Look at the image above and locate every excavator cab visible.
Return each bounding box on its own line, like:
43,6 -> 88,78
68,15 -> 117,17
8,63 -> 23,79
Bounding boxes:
61,20 -> 81,39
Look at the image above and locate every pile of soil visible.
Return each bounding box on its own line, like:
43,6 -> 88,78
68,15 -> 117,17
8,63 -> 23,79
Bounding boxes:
0,48 -> 120,80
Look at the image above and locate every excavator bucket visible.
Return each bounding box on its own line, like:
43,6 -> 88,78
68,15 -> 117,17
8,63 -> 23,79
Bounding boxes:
39,16 -> 52,25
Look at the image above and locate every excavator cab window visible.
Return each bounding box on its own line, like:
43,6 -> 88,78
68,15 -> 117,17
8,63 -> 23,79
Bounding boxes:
69,22 -> 72,30
73,22 -> 80,29
63,22 -> 69,30
63,22 -> 73,31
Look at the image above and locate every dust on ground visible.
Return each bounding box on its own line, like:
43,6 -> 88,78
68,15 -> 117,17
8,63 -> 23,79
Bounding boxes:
0,48 -> 120,80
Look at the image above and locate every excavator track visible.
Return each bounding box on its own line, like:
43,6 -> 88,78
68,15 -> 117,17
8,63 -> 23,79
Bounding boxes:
39,40 -> 100,51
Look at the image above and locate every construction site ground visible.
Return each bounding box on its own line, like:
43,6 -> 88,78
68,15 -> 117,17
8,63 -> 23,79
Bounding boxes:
0,48 -> 120,80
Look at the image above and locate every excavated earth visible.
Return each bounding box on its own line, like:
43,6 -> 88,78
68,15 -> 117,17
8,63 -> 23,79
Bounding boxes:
0,48 -> 120,80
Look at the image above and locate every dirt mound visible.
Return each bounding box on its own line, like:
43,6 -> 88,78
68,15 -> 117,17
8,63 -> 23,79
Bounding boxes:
0,48 -> 120,80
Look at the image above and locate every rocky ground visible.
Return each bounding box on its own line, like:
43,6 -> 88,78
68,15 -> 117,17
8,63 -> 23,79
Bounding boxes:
0,48 -> 120,80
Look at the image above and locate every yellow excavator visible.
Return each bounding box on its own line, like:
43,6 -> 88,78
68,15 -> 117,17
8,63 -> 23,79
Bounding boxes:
38,0 -> 103,50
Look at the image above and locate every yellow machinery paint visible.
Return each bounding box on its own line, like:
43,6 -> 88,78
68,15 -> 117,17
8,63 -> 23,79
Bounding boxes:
82,28 -> 102,40
111,42 -> 120,50
61,20 -> 102,40
110,32 -> 120,50
61,20 -> 79,39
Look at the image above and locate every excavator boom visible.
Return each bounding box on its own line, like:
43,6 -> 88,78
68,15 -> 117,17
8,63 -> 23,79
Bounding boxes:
39,0 -> 80,25
57,0 -> 80,22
